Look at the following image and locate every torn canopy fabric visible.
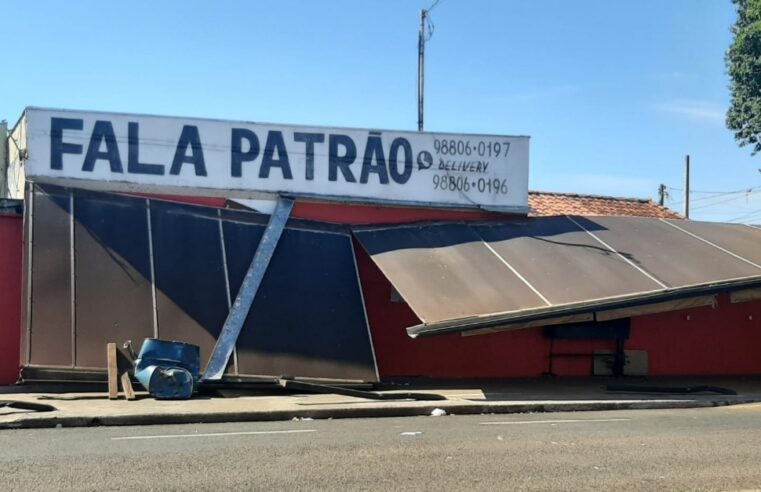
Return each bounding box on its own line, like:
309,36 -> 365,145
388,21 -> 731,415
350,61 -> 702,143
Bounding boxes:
353,216 -> 761,338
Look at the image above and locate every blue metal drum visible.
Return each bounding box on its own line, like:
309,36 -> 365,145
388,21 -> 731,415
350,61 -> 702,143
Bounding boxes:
133,338 -> 201,400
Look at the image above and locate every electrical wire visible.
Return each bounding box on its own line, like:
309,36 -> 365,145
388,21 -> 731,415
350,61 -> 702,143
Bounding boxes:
423,0 -> 443,41
727,208 -> 761,223
690,190 -> 761,211
667,185 -> 761,200
667,185 -> 761,194
666,186 -> 761,208
426,0 -> 442,13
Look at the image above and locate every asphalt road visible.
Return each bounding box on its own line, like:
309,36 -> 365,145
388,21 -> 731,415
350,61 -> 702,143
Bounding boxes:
2,405 -> 761,491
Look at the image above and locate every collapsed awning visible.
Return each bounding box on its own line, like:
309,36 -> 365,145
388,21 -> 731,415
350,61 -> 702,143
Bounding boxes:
353,216 -> 761,338
23,184 -> 379,383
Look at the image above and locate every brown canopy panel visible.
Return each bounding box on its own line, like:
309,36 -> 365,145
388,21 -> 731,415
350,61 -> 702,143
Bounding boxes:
353,216 -> 761,338
23,184 -> 379,383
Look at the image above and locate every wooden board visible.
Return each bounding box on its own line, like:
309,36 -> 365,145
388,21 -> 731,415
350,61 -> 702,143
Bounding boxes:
107,343 -> 118,400
120,372 -> 136,400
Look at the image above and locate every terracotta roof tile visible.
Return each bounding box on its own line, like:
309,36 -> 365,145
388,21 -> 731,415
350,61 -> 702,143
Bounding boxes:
528,191 -> 683,219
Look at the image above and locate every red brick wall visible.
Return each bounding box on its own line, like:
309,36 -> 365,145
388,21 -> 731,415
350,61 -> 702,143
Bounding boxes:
0,214 -> 22,384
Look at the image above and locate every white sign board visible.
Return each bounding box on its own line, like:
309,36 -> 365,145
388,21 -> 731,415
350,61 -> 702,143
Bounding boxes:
21,107 -> 529,211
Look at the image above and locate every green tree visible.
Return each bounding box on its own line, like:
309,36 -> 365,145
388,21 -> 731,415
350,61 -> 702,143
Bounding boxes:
727,0 -> 761,153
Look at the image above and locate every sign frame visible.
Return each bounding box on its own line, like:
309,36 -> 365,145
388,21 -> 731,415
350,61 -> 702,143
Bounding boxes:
19,107 -> 530,212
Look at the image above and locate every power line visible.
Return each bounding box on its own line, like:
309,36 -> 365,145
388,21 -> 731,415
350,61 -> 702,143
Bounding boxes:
423,0 -> 443,41
667,185 -> 761,196
666,186 -> 761,208
690,191 -> 761,211
668,186 -> 754,194
727,208 -> 761,223
426,0 -> 442,13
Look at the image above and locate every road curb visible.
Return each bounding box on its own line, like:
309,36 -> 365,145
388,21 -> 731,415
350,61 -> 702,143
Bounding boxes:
2,397 -> 757,430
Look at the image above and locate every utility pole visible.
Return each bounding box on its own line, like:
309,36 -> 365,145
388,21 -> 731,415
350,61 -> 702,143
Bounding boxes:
417,1 -> 441,131
684,154 -> 691,219
658,184 -> 667,206
417,8 -> 426,131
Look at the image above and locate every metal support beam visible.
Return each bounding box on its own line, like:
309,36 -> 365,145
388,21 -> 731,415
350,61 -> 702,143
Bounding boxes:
202,196 -> 294,380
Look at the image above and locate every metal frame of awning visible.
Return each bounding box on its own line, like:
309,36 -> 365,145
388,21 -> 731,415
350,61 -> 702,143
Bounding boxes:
353,216 -> 761,339
407,276 -> 761,338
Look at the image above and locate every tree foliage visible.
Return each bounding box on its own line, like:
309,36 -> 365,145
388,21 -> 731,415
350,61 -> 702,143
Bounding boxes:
727,0 -> 761,154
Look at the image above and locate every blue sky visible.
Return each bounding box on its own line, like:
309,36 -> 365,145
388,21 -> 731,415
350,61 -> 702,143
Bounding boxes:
2,0 -> 760,222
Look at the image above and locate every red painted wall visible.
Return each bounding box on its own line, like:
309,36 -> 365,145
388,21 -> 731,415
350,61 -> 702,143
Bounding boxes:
354,241 -> 621,378
0,214 -> 22,384
628,294 -> 761,375
131,192 -> 228,208
129,194 -> 507,225
354,240 -> 761,379
262,201 -> 761,378
291,200 -> 506,224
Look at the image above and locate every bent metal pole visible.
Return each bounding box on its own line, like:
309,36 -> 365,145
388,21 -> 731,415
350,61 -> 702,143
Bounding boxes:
203,195 -> 295,380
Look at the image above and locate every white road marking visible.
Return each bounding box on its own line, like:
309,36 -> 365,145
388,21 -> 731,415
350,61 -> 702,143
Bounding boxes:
480,418 -> 632,425
111,429 -> 316,440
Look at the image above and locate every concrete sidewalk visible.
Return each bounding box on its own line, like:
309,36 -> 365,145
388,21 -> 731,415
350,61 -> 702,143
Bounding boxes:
1,377 -> 760,429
